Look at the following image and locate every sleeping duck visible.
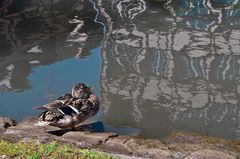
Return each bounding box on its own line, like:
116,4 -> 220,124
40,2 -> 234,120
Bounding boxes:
34,83 -> 100,130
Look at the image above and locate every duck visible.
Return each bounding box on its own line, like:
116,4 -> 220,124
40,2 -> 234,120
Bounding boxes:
34,83 -> 100,130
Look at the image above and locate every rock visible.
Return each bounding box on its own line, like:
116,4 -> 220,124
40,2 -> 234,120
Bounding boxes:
164,131 -> 204,144
0,127 -> 6,133
164,131 -> 240,156
2,122 -> 58,143
19,116 -> 38,125
185,149 -> 236,159
103,135 -> 134,155
125,138 -> 172,159
0,117 -> 17,129
104,135 -> 173,158
62,131 -> 117,148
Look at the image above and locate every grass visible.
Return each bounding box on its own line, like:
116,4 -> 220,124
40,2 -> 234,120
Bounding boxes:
0,139 -> 115,159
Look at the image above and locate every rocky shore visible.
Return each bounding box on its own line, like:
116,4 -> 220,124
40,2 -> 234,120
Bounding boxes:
0,116 -> 240,159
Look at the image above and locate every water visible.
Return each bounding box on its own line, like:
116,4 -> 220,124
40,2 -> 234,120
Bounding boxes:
0,0 -> 240,140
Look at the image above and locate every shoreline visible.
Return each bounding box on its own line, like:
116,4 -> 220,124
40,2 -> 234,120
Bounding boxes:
1,116 -> 240,159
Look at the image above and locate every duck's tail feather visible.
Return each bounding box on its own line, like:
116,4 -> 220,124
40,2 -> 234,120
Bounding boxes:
33,106 -> 46,110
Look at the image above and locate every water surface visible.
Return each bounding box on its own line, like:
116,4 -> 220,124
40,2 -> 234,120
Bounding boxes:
0,0 -> 240,140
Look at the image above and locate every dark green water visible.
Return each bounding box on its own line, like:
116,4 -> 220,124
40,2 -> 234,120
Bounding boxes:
0,0 -> 240,140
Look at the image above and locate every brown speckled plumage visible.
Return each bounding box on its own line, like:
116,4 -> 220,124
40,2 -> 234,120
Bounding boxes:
34,83 -> 100,129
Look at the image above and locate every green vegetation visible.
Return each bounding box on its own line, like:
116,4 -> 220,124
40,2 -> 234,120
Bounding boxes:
0,140 -> 115,159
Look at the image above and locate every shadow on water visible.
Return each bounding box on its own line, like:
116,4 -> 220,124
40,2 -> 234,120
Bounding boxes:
47,121 -> 140,136
0,0 -> 240,140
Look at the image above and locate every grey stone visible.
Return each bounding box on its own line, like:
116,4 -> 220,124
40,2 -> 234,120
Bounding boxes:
2,122 -> 57,143
62,131 -> 117,147
19,116 -> 38,125
0,128 -> 6,133
103,135 -> 134,155
185,149 -> 236,159
125,138 -> 172,159
104,136 -> 173,158
0,117 -> 17,129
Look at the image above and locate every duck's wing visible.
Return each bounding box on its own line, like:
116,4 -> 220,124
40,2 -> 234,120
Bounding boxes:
88,93 -> 99,106
57,93 -> 72,100
57,105 -> 79,116
33,100 -> 64,110
35,110 -> 64,126
49,98 -> 84,116
33,93 -> 73,110
74,97 -> 99,117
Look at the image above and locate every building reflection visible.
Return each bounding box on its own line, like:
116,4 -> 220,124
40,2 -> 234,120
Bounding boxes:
0,0 -> 103,92
97,0 -> 240,139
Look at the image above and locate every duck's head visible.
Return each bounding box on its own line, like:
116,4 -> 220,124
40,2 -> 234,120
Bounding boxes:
71,83 -> 92,98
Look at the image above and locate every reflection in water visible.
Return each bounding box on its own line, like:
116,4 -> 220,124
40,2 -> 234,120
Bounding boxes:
0,0 -> 102,92
96,0 -> 240,139
0,0 -> 103,122
0,0 -> 240,140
